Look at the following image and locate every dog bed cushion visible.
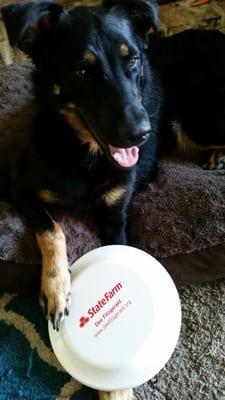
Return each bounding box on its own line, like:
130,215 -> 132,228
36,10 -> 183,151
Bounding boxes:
1,62 -> 225,290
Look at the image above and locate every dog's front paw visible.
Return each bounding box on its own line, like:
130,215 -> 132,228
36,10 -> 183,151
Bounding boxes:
40,268 -> 72,330
98,389 -> 133,400
203,151 -> 225,170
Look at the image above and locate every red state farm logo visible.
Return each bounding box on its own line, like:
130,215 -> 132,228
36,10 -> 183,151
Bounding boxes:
78,281 -> 123,328
79,316 -> 90,328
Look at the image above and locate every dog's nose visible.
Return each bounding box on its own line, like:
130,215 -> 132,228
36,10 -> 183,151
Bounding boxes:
118,105 -> 151,145
126,119 -> 151,145
127,129 -> 150,144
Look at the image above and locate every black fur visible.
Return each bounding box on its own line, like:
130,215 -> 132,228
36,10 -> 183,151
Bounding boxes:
2,0 -> 161,246
149,29 -> 225,152
2,0 -> 225,324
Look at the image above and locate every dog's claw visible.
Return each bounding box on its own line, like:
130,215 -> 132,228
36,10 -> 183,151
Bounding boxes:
64,307 -> 70,316
49,305 -> 70,330
50,312 -> 55,325
40,292 -> 48,317
40,268 -> 72,330
55,311 -> 63,331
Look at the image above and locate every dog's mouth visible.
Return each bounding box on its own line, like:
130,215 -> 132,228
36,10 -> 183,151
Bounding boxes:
67,107 -> 148,168
81,115 -> 149,168
108,145 -> 139,168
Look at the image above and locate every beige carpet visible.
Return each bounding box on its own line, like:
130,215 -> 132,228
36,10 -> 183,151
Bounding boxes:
135,279 -> 225,399
141,6 -> 225,396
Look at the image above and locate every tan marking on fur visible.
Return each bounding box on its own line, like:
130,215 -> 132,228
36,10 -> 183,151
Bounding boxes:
217,152 -> 225,165
119,43 -> 129,57
84,50 -> 96,64
0,19 -> 14,65
60,105 -> 100,154
208,151 -> 225,169
98,389 -> 134,400
102,186 -> 127,206
36,222 -> 71,319
53,84 -> 61,95
209,151 -> 217,169
173,121 -> 225,156
39,190 -> 59,204
66,102 -> 76,110
172,121 -> 225,155
173,121 -> 202,155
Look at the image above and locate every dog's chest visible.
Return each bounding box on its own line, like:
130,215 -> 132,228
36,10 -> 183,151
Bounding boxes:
39,172 -> 101,206
38,162 -> 129,208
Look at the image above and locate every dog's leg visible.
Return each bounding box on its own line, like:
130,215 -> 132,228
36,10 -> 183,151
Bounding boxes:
95,187 -> 131,245
98,389 -> 133,400
12,191 -> 71,329
36,220 -> 72,330
98,204 -> 128,245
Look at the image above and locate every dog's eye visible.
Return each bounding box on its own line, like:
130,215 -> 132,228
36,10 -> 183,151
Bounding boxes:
127,57 -> 139,69
74,68 -> 87,78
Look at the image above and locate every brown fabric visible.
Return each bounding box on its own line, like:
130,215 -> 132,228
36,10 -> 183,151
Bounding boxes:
161,244 -> 225,287
2,244 -> 225,292
130,160 -> 225,258
0,261 -> 40,293
1,62 -> 225,288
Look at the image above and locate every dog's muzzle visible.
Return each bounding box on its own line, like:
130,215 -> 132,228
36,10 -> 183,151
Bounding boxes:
108,132 -> 150,168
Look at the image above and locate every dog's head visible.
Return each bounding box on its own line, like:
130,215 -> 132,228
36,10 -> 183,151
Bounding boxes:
2,0 -> 158,168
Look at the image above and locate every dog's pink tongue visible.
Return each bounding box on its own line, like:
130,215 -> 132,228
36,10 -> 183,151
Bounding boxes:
109,145 -> 139,168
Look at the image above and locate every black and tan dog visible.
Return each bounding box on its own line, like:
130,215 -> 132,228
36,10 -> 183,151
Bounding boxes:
2,1 -> 225,397
1,0 -> 162,330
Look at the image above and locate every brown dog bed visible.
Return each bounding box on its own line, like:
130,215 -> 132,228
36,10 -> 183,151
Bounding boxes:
1,61 -> 225,292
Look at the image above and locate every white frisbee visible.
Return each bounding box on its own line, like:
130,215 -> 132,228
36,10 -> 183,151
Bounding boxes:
48,245 -> 181,391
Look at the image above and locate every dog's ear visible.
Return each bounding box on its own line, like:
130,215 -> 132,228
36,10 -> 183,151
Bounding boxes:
102,0 -> 158,36
2,1 -> 68,60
